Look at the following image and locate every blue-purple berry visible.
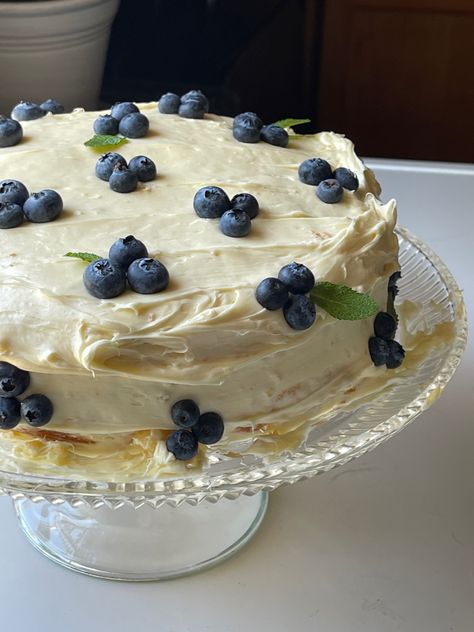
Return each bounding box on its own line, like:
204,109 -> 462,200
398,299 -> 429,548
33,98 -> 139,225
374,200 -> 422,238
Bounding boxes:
283,295 -> 316,330
386,340 -> 405,369
260,124 -> 289,147
23,189 -> 63,223
316,178 -> 343,204
374,311 -> 397,340
127,258 -> 169,294
171,399 -> 200,429
83,258 -> 127,299
278,262 -> 315,295
181,90 -> 209,113
95,152 -> 127,182
128,155 -> 157,182
11,101 -> 45,121
21,394 -> 53,427
193,186 -> 230,218
0,179 -> 29,206
0,361 -> 30,398
109,235 -> 148,270
40,99 -> 64,114
368,336 -> 390,366
192,412 -> 224,445
0,202 -> 23,229
0,117 -> 23,147
230,193 -> 259,219
256,278 -> 289,311
298,157 -> 332,186
109,164 -> 138,193
158,93 -> 180,114
118,112 -> 149,138
333,167 -> 359,191
93,114 -> 119,135
110,102 -> 139,121
219,209 -> 252,238
166,429 -> 199,460
0,398 -> 21,430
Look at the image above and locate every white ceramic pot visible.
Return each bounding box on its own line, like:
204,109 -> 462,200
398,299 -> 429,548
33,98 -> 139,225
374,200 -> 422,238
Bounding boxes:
0,0 -> 120,114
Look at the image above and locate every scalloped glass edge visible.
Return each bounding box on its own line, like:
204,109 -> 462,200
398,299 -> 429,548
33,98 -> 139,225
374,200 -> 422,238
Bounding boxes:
0,226 -> 467,508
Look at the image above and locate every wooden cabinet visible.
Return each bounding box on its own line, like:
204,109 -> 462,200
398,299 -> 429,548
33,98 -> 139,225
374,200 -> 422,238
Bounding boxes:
318,0 -> 474,161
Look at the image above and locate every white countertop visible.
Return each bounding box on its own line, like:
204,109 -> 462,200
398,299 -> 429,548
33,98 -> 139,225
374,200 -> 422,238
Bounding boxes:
1,159 -> 473,632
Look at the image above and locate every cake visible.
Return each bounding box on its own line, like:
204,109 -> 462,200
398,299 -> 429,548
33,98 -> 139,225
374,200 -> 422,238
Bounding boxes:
0,99 -> 405,479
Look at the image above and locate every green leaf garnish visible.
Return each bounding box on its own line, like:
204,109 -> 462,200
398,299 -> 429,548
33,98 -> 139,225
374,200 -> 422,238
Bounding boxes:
65,252 -> 101,263
83,134 -> 127,151
310,282 -> 378,320
273,118 -> 311,129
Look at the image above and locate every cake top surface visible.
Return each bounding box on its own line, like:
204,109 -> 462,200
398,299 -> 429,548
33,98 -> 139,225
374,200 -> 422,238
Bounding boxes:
0,102 -> 397,383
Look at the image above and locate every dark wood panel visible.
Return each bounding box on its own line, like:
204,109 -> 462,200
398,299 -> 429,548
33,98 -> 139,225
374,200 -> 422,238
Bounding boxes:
318,0 -> 474,161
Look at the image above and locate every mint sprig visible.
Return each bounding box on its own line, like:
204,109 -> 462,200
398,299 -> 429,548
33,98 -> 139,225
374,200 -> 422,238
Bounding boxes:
65,252 -> 101,263
310,282 -> 378,320
273,118 -> 311,129
83,134 -> 127,150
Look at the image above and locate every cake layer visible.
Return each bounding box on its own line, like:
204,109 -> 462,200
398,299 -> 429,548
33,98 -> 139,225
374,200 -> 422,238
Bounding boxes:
0,103 -> 398,437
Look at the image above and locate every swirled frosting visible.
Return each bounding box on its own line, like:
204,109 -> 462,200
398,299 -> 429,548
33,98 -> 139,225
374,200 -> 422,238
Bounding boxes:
0,103 -> 398,440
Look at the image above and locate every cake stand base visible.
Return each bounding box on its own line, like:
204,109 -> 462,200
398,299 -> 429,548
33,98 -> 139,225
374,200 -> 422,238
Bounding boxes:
12,492 -> 268,581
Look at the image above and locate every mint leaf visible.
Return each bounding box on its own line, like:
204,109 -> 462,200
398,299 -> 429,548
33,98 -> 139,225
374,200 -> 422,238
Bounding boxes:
83,134 -> 127,150
65,252 -> 101,263
273,118 -> 311,129
310,282 -> 378,320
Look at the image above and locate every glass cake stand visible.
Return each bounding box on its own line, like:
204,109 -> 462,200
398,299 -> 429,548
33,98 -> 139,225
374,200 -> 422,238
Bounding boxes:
0,227 -> 467,581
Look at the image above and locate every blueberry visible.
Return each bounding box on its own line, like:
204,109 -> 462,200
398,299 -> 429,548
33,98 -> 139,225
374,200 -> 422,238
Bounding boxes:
83,258 -> 127,299
278,262 -> 315,295
11,101 -> 45,121
192,412 -> 224,445
193,186 -> 230,218
234,112 -> 263,130
368,336 -> 390,366
118,112 -> 149,138
0,397 -> 21,430
374,311 -> 397,340
171,399 -> 200,429
386,340 -> 405,369
178,99 -> 206,119
21,394 -> 53,427
0,361 -> 30,398
40,98 -> 64,114
255,278 -> 289,310
109,235 -> 148,270
127,258 -> 169,294
93,114 -> 119,135
316,179 -> 343,204
219,209 -> 251,238
0,179 -> 29,206
110,101 -> 139,121
298,157 -> 332,185
333,167 -> 359,191
260,124 -> 289,147
128,155 -> 157,182
230,192 -> 259,219
0,116 -> 23,147
23,189 -> 63,223
283,295 -> 316,330
0,202 -> 23,229
95,152 -> 127,181
158,92 -> 180,114
166,428 -> 199,460
388,271 -> 401,299
109,164 -> 138,193
181,90 -> 209,112
233,112 -> 263,143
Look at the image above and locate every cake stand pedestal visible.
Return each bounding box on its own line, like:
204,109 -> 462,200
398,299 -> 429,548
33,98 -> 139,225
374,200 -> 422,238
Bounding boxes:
13,492 -> 268,581
0,228 -> 467,581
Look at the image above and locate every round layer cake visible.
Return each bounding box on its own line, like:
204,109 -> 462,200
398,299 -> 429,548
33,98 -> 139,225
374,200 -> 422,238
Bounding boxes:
0,102 -> 400,478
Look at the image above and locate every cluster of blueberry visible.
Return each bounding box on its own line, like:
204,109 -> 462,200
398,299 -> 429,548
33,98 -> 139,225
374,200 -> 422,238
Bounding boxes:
158,90 -> 209,119
95,152 -> 157,194
11,99 -> 64,121
298,157 -> 359,204
0,361 -> 53,430
193,186 -> 259,238
368,272 -> 405,368
256,262 -> 316,331
93,101 -> 150,139
166,399 -> 224,461
0,179 -> 63,229
233,112 -> 289,147
0,99 -> 63,148
83,235 -> 169,299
